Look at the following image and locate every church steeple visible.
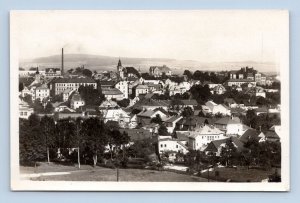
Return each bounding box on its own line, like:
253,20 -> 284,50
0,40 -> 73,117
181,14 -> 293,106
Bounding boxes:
117,58 -> 122,67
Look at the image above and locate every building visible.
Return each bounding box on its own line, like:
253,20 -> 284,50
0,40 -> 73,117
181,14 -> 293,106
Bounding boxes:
164,116 -> 183,133
115,80 -> 129,99
211,84 -> 226,95
227,79 -> 256,87
158,136 -> 189,158
102,88 -> 124,101
149,65 -> 172,77
204,137 -> 244,156
135,85 -> 149,97
102,108 -> 130,126
188,125 -> 226,151
62,89 -> 75,102
99,100 -> 119,109
34,84 -> 50,101
70,93 -> 85,110
214,117 -> 248,136
45,68 -> 61,78
19,99 -> 34,119
203,101 -> 231,116
132,98 -> 170,111
137,109 -> 168,125
50,77 -> 97,96
117,58 -> 126,79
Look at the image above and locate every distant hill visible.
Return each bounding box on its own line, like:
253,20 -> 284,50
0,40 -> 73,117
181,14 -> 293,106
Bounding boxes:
19,54 -> 278,74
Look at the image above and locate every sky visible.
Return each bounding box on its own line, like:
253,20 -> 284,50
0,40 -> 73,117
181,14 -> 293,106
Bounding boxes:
12,10 -> 288,67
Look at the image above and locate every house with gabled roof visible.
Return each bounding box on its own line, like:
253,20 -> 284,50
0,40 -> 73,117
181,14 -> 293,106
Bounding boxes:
102,88 -> 124,101
239,129 -> 264,143
176,116 -> 214,131
204,137 -> 244,156
149,65 -> 172,77
70,93 -> 85,110
137,109 -> 168,125
164,116 -> 183,133
203,101 -> 231,116
187,125 -> 226,151
214,116 -> 249,136
132,98 -> 170,111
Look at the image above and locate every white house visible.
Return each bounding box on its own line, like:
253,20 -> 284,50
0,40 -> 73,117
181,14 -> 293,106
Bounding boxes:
34,84 -> 50,101
135,85 -> 149,97
227,79 -> 256,87
115,80 -> 129,99
102,88 -> 124,101
158,136 -> 189,156
99,100 -> 119,109
211,85 -> 226,95
214,117 -> 249,136
102,108 -> 130,127
21,86 -> 33,97
70,93 -> 85,110
187,125 -> 226,151
62,89 -> 75,102
19,99 -> 34,119
203,101 -> 231,116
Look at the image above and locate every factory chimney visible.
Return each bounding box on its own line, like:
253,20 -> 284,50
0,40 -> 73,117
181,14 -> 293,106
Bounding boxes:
61,48 -> 64,75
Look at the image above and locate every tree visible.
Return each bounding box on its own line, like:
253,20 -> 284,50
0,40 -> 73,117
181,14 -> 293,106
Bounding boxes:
33,98 -> 44,113
44,102 -> 54,114
81,117 -> 108,166
19,83 -> 24,92
40,116 -> 56,163
220,138 -> 237,167
19,115 -> 46,165
78,85 -> 104,106
128,138 -> 156,160
82,69 -> 93,78
117,99 -> 130,108
181,107 -> 194,117
183,70 -> 193,80
158,125 -> 169,136
150,114 -> 162,124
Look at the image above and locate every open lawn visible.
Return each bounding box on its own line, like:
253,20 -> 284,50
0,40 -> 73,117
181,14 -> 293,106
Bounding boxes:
20,163 -> 208,182
201,167 -> 279,182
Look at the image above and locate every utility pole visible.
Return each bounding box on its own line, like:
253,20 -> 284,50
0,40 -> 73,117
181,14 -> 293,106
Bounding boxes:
77,147 -> 80,169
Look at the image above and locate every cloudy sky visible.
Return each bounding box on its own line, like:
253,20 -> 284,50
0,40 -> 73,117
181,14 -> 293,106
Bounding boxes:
12,10 -> 288,66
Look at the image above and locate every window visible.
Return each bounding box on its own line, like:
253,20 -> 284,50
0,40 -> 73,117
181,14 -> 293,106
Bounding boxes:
164,144 -> 167,147
160,144 -> 163,148
176,145 -> 178,148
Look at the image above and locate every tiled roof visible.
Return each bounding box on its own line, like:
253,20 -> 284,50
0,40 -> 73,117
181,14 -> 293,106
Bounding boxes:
215,117 -> 241,125
52,77 -> 96,83
102,88 -> 123,95
180,99 -> 198,106
228,79 -> 255,82
136,85 -> 149,89
207,137 -> 244,152
239,129 -> 259,143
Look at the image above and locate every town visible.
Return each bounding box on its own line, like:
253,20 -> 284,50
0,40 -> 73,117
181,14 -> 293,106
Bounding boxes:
18,48 -> 281,182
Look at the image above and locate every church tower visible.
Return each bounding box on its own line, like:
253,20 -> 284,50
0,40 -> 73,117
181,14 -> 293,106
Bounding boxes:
35,66 -> 41,83
117,58 -> 125,79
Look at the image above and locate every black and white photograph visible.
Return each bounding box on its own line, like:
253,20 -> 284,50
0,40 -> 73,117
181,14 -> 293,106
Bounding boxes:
10,10 -> 289,191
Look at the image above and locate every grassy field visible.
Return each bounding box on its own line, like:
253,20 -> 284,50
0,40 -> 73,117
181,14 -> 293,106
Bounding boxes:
20,163 -> 208,182
201,167 -> 279,182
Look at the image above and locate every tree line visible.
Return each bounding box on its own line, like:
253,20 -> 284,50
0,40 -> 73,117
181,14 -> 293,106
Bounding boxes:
19,114 -> 130,167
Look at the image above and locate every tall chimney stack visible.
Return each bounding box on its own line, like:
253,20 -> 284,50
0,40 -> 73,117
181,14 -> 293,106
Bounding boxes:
61,48 -> 64,75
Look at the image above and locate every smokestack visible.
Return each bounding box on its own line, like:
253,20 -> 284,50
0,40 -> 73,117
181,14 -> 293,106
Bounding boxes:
61,48 -> 64,75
